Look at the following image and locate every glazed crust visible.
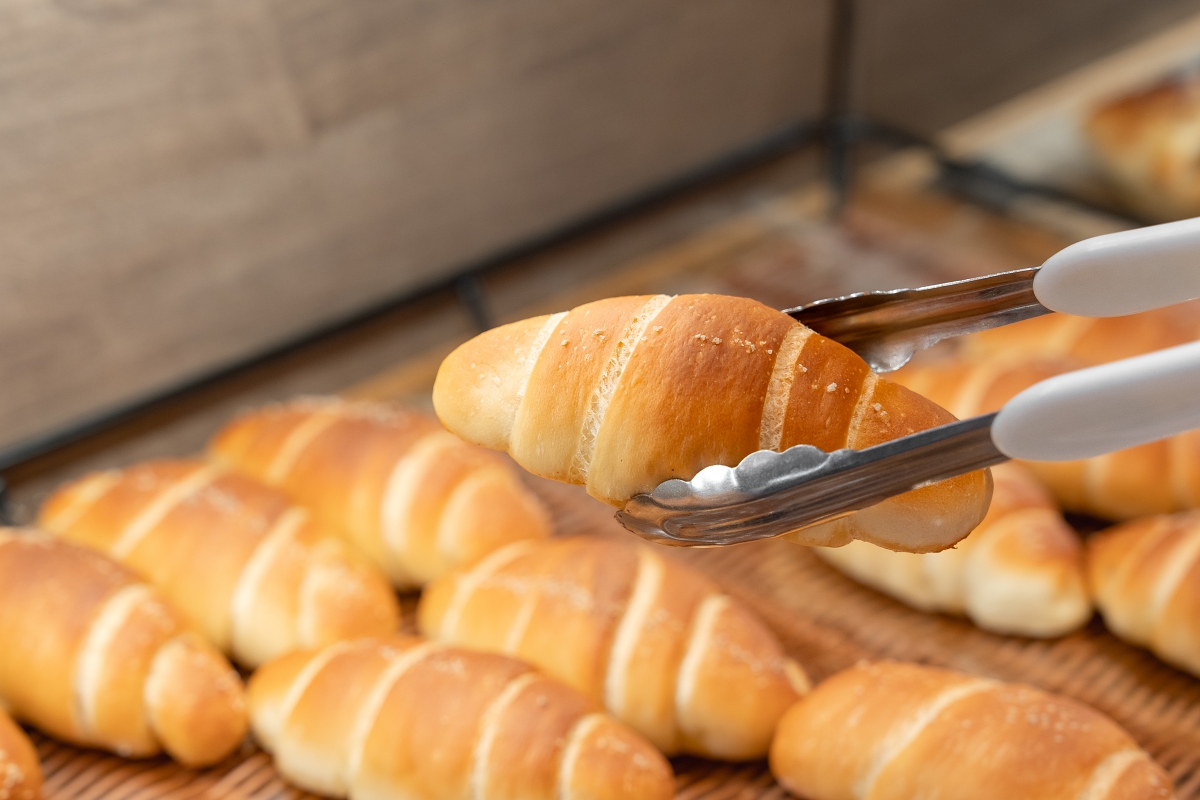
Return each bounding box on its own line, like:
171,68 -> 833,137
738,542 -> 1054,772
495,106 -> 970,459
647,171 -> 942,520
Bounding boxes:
39,459 -> 400,668
0,530 -> 246,766
417,535 -> 808,760
818,462 -> 1091,637
208,398 -> 552,588
247,636 -> 674,800
0,710 -> 40,800
961,304 -> 1200,368
1087,511 -> 1200,677
770,661 -> 1174,800
895,357 -> 1200,520
434,294 -> 991,553
1086,76 -> 1200,221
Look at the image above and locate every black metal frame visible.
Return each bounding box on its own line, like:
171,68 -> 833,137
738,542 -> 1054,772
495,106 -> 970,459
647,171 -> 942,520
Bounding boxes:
0,0 -> 1145,483
816,0 -> 1147,225
818,0 -> 936,213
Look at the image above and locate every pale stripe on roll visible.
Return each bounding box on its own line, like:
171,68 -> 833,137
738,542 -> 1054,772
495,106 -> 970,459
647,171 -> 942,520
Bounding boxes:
344,641 -> 442,788
603,549 -> 665,723
470,672 -> 542,798
75,585 -> 157,740
111,466 -> 221,559
572,295 -> 673,483
854,679 -> 996,799
1075,749 -> 1148,800
758,325 -> 812,451
557,713 -> 607,797
264,408 -> 342,485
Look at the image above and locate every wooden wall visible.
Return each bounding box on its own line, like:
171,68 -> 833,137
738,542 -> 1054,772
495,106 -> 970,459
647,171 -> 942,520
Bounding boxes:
5,0 -> 1200,458
855,0 -> 1200,133
2,0 -> 827,454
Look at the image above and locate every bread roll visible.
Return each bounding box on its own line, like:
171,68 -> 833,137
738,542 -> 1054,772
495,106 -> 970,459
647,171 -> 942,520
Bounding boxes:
209,397 -> 551,588
771,661 -> 1174,800
248,636 -> 674,800
39,459 -> 400,668
895,357 -> 1200,519
961,304 -> 1200,368
1086,75 -> 1200,222
418,535 -> 808,760
1087,511 -> 1200,677
0,530 -> 247,766
0,709 -> 40,800
433,293 -> 991,553
817,462 -> 1091,637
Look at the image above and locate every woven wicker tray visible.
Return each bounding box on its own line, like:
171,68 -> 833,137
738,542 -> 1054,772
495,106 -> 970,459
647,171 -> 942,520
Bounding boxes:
28,474 -> 1200,800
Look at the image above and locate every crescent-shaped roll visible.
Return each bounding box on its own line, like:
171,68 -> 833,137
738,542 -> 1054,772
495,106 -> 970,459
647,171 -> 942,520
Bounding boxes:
960,305 -> 1200,368
433,293 -> 991,553
770,661 -> 1174,800
1087,511 -> 1200,677
894,357 -> 1200,520
418,535 -> 809,760
0,530 -> 247,767
38,459 -> 401,668
208,397 -> 552,589
817,461 -> 1091,637
0,709 -> 40,800
248,635 -> 675,800
1085,75 -> 1200,221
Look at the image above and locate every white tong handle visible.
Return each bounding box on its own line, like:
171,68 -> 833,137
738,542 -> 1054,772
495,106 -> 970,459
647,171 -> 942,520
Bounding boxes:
1037,216 -> 1200,317
993,340 -> 1200,461
998,216 -> 1200,460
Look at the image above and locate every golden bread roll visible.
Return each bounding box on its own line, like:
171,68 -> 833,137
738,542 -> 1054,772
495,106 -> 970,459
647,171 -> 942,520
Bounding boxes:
0,530 -> 247,766
771,661 -> 1174,800
817,461 -> 1091,637
961,305 -> 1200,368
1087,511 -> 1200,677
39,459 -> 400,668
433,293 -> 991,553
895,357 -> 1200,520
209,397 -> 552,588
0,709 -> 40,800
248,635 -> 674,800
1086,75 -> 1200,221
907,303 -> 1200,520
418,535 -> 808,760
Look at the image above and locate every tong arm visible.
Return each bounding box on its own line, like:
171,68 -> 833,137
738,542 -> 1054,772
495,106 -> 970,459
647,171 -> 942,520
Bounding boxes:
787,268 -> 1046,372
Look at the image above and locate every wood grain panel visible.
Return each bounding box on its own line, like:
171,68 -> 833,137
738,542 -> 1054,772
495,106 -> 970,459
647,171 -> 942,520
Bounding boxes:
855,0 -> 1200,133
1,0 -> 826,454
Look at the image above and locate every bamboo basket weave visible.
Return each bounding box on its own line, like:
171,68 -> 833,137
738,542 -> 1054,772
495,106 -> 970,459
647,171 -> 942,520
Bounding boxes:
26,475 -> 1200,800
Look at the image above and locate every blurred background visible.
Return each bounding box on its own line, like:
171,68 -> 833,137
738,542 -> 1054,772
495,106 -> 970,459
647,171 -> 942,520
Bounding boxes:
6,0 -> 1200,515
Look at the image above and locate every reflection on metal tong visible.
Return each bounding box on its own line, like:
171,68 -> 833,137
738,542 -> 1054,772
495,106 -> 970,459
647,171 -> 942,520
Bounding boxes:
787,267 -> 1046,373
617,414 -> 1003,546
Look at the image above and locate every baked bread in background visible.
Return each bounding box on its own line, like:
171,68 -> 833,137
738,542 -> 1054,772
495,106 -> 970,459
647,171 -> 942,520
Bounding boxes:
817,461 -> 1091,637
771,661 -> 1174,800
960,303 -> 1200,368
1086,74 -> 1200,221
1088,511 -> 1200,678
419,534 -> 808,761
900,305 -> 1200,520
0,530 -> 247,767
249,635 -> 675,800
0,708 -> 41,800
38,459 -> 400,668
209,397 -> 551,589
896,356 -> 1200,520
434,293 -> 992,554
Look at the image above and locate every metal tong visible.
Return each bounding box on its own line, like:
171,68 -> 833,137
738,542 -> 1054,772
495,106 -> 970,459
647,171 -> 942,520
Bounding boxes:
617,217 -> 1200,546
